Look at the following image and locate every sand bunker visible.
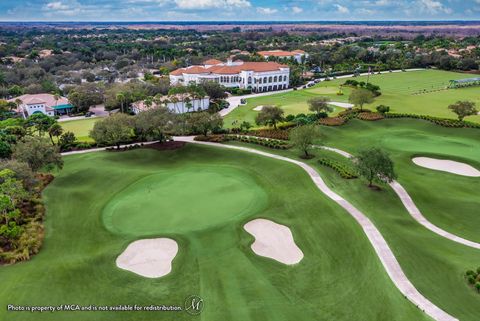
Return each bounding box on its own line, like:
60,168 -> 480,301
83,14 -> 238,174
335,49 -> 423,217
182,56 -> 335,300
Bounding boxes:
253,105 -> 264,111
412,157 -> 480,177
244,219 -> 303,265
116,238 -> 178,278
329,102 -> 354,108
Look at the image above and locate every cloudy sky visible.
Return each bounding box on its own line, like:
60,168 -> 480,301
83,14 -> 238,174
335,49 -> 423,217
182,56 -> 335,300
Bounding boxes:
1,0 -> 479,21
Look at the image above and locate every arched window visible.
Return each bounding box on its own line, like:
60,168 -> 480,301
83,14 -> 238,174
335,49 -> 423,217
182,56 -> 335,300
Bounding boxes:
274,76 -> 278,82
264,77 -> 267,83
269,76 -> 272,82
248,76 -> 252,84
284,75 -> 287,81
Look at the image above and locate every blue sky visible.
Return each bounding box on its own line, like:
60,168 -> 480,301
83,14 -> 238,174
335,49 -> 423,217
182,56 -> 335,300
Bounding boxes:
1,0 -> 479,21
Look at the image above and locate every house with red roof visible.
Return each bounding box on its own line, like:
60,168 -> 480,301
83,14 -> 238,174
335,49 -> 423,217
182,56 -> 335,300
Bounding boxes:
8,94 -> 73,118
258,49 -> 308,64
170,59 -> 290,93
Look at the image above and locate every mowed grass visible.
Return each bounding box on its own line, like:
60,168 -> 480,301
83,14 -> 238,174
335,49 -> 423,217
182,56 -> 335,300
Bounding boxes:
60,117 -> 102,142
0,145 -> 428,321
224,69 -> 480,128
225,119 -> 480,320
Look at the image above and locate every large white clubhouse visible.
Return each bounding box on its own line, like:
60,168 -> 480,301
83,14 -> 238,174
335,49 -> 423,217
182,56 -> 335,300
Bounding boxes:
170,59 -> 290,93
258,50 -> 308,64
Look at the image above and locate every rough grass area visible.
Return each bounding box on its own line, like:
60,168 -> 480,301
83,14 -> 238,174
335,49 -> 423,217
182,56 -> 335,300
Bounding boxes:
0,144 -> 427,321
224,70 -> 480,128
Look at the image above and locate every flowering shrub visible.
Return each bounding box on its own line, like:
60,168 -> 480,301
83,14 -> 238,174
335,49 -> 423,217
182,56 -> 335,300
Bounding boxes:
318,158 -> 358,179
357,112 -> 384,121
318,117 -> 346,126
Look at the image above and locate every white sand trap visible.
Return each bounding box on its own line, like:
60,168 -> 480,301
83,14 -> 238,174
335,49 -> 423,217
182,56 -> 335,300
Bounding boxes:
329,102 -> 354,108
244,219 -> 303,265
412,157 -> 480,177
116,238 -> 178,278
253,105 -> 264,111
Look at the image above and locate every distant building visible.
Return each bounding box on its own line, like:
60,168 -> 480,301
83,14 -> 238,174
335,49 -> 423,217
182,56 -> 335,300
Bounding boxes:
257,49 -> 308,63
8,94 -> 73,117
170,59 -> 290,93
131,94 -> 210,114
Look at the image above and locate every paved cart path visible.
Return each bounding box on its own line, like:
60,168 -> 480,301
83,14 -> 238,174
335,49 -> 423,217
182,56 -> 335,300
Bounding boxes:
314,145 -> 480,250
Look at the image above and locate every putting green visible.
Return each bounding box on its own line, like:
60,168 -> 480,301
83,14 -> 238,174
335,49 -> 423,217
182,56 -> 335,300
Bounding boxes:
103,167 -> 268,235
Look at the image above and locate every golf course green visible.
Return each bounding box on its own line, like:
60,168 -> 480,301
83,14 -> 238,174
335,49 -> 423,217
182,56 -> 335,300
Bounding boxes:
224,69 -> 480,128
103,168 -> 268,235
0,144 -> 429,321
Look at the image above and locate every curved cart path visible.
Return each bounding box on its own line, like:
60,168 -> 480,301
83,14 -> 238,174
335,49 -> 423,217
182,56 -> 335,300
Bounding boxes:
175,136 -> 457,321
315,146 -> 480,250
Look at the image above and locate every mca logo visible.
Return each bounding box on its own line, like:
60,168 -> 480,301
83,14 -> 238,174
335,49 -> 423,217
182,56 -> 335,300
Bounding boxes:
184,295 -> 204,316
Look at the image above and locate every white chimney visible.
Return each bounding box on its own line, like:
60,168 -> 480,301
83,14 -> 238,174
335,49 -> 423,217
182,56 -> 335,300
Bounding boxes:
226,58 -> 233,66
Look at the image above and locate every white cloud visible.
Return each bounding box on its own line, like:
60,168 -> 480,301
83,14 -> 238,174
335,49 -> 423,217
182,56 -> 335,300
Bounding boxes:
357,8 -> 375,15
334,4 -> 349,13
45,1 -> 70,10
417,0 -> 452,14
175,0 -> 251,9
257,7 -> 278,14
291,6 -> 303,14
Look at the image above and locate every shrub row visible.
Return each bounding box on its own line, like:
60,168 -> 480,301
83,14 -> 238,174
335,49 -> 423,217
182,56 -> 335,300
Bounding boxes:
357,112 -> 385,121
225,135 -> 291,149
193,135 -> 226,143
248,129 -> 290,140
385,113 -> 480,128
318,117 -> 346,126
318,158 -> 358,179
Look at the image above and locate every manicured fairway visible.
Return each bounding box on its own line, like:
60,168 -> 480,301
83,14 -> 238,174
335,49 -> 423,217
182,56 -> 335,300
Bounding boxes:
0,144 -> 428,321
225,119 -> 480,321
224,69 -> 480,128
60,117 -> 102,142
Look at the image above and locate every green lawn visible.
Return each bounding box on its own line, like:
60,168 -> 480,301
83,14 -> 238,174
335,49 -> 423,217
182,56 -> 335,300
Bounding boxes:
224,118 -> 480,320
224,70 -> 480,128
0,145 -> 428,321
60,117 -> 102,142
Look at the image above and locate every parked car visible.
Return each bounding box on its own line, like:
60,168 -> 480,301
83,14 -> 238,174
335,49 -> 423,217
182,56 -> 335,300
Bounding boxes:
85,111 -> 94,117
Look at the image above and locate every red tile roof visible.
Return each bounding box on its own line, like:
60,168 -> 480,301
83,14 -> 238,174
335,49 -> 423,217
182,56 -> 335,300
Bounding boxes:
170,62 -> 288,76
203,59 -> 223,65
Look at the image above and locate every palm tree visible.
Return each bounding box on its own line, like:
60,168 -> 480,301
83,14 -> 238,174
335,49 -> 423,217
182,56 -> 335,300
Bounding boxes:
15,98 -> 25,119
48,123 -> 63,145
53,93 -> 60,116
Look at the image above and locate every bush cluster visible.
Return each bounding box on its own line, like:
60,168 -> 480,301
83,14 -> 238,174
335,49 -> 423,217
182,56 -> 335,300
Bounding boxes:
105,143 -> 145,152
193,135 -> 226,143
227,88 -> 252,95
318,157 -> 358,179
343,80 -> 381,96
385,113 -> 480,128
465,268 -> 480,293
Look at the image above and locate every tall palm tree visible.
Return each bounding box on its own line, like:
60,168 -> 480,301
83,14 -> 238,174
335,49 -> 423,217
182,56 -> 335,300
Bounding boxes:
48,123 -> 63,145
15,98 -> 25,119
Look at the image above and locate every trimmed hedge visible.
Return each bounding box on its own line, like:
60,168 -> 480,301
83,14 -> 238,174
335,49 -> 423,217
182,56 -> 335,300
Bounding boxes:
318,117 -> 346,126
318,158 -> 358,179
384,113 -> 480,128
225,135 -> 291,149
248,129 -> 290,140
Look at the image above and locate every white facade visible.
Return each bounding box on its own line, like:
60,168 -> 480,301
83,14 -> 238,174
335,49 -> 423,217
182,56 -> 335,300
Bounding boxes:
24,102 -> 55,117
170,60 -> 290,93
132,96 -> 210,115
